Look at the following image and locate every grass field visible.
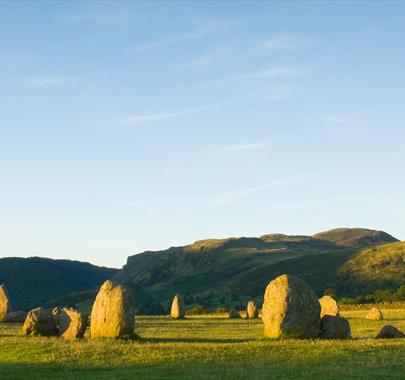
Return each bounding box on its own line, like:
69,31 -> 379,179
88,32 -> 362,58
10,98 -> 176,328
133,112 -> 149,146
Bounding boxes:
1,309 -> 405,379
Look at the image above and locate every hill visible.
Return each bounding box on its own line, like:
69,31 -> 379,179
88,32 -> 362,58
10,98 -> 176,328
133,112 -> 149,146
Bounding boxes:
336,241 -> 405,295
114,228 -> 400,313
0,257 -> 118,310
314,228 -> 398,247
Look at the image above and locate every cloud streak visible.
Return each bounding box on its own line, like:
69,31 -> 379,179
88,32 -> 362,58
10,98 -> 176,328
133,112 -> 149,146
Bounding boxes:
107,105 -> 215,127
257,34 -> 315,51
26,72 -> 105,87
323,114 -> 363,126
61,9 -> 130,25
136,20 -> 230,52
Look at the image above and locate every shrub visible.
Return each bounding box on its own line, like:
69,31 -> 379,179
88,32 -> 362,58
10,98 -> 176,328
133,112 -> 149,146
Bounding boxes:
185,305 -> 208,316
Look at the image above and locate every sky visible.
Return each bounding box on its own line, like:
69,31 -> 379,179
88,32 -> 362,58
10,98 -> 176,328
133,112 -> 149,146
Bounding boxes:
1,1 -> 405,268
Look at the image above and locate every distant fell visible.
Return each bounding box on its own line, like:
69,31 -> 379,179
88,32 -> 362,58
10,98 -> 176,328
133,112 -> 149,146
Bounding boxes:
313,228 -> 398,248
336,241 -> 405,295
0,257 -> 118,310
114,227 -> 400,313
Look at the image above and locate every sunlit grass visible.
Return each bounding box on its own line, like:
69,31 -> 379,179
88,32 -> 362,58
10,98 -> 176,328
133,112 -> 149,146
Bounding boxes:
1,309 -> 405,379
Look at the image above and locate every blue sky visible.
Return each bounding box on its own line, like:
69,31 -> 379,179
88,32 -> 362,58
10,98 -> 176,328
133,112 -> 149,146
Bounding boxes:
1,1 -> 404,268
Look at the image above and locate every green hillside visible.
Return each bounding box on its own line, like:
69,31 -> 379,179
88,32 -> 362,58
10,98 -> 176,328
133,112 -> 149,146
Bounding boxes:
0,257 -> 118,310
114,228 -> 401,313
313,227 -> 397,247
336,241 -> 405,295
1,228 -> 402,314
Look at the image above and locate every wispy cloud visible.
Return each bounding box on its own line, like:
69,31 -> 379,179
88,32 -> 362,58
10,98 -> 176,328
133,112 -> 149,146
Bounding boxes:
177,53 -> 215,71
26,72 -> 104,87
60,9 -> 130,25
174,66 -> 301,94
239,67 -> 301,79
107,105 -> 215,127
224,142 -> 267,152
323,114 -> 363,126
208,178 -> 299,205
136,20 -> 229,52
257,34 -> 315,51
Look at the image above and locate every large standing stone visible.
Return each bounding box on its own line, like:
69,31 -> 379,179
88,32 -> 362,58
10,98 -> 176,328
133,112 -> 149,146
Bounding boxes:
54,307 -> 88,340
22,308 -> 58,336
319,295 -> 339,317
246,301 -> 259,319
366,307 -> 384,321
4,311 -> 27,323
0,285 -> 10,322
170,294 -> 185,319
90,280 -> 135,338
262,274 -> 321,339
319,315 -> 351,339
376,325 -> 405,339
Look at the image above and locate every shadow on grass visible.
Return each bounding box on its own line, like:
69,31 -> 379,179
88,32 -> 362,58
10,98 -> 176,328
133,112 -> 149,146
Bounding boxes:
141,337 -> 255,344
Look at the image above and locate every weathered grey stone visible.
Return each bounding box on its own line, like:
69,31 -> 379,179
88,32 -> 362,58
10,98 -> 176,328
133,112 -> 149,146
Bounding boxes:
0,285 -> 10,322
90,280 -> 135,338
22,307 -> 58,336
366,307 -> 384,321
170,294 -> 185,319
319,295 -> 339,317
3,311 -> 27,323
262,274 -> 321,339
228,308 -> 241,319
54,307 -> 88,340
246,301 -> 259,319
376,325 -> 405,339
319,315 -> 351,339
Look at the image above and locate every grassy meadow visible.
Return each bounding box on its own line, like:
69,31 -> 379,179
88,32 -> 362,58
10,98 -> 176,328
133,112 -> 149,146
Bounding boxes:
1,309 -> 405,379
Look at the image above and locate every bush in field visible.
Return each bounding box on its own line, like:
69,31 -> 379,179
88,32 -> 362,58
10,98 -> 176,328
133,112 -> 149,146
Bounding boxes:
185,306 -> 208,316
214,307 -> 228,314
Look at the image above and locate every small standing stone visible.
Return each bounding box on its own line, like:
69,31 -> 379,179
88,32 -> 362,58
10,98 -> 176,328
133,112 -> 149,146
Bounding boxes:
246,301 -> 259,319
318,315 -> 351,339
366,307 -> 384,321
4,311 -> 27,323
22,307 -> 58,336
228,308 -> 241,319
0,285 -> 10,322
376,325 -> 405,339
319,295 -> 339,317
170,294 -> 185,319
54,307 -> 88,340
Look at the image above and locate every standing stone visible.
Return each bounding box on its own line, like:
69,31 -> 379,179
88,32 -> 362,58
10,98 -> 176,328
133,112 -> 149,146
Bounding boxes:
376,325 -> 405,339
228,308 -> 241,318
262,274 -> 321,339
4,311 -> 27,323
366,307 -> 384,321
54,307 -> 88,340
246,301 -> 259,319
0,285 -> 10,322
319,295 -> 339,317
90,280 -> 135,338
170,294 -> 185,319
318,315 -> 351,339
22,307 -> 58,336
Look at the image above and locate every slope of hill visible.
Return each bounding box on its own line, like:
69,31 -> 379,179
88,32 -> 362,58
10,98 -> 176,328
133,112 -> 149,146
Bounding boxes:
1,228 -> 400,313
313,228 -> 398,248
336,241 -> 405,295
114,228 -> 400,313
0,257 -> 118,310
